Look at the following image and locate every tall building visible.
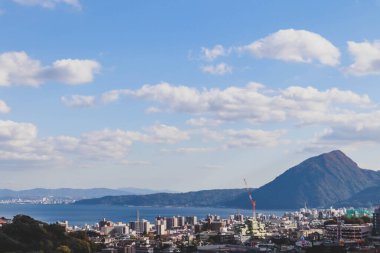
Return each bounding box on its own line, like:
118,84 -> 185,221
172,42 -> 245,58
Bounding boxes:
185,216 -> 197,225
166,217 -> 178,229
129,220 -> 149,234
177,216 -> 185,227
373,207 -> 380,235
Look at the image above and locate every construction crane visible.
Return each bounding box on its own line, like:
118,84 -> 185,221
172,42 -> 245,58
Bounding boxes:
243,178 -> 256,220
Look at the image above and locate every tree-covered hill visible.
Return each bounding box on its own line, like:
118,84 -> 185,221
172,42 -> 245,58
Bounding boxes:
0,215 -> 101,253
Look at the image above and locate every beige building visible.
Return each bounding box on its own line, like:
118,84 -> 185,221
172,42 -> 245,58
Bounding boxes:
325,223 -> 372,242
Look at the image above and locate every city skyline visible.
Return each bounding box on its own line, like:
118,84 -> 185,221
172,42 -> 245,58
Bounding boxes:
1,0 -> 380,191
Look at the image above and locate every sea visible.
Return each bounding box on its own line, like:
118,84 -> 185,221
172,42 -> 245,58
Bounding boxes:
0,204 -> 290,226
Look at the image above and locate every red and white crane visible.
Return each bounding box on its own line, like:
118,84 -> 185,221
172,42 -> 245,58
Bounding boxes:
243,178 -> 256,220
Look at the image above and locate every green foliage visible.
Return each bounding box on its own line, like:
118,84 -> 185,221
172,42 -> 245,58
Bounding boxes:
324,219 -> 337,226
342,216 -> 371,224
0,215 -> 99,253
57,245 -> 72,253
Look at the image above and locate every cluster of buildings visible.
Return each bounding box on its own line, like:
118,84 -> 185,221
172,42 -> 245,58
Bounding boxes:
0,197 -> 75,204
50,206 -> 380,252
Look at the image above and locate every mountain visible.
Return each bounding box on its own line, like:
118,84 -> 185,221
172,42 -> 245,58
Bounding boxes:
75,189 -> 246,207
335,186 -> 380,207
75,150 -> 380,209
0,187 -> 161,200
224,150 -> 380,209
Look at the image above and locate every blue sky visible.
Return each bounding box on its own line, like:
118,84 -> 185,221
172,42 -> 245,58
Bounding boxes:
1,0 -> 380,191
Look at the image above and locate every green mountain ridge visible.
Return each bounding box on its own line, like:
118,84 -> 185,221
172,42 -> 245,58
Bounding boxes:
75,189 -> 247,207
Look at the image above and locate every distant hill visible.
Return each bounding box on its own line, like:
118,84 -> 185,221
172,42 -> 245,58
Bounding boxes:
75,150 -> 380,209
225,150 -> 380,209
0,187 -> 162,200
75,189 -> 246,207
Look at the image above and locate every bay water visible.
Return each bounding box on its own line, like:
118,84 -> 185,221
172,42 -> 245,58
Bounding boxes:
0,204 -> 290,226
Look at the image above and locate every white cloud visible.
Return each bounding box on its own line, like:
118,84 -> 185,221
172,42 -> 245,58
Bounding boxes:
224,129 -> 286,148
161,147 -> 216,154
102,82 -> 371,126
345,41 -> 380,75
198,128 -> 287,149
0,51 -> 100,86
281,86 -> 370,105
139,124 -> 190,144
201,63 -> 232,75
0,120 -> 189,164
61,95 -> 96,108
145,107 -> 162,113
200,45 -> 227,61
239,29 -> 340,66
0,51 -> 42,86
304,110 -> 380,151
13,0 -> 81,9
186,117 -> 223,127
0,100 -> 11,113
0,120 -> 37,147
42,59 -> 100,85
101,89 -> 130,103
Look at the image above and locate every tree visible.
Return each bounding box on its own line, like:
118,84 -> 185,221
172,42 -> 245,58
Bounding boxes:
56,245 -> 71,253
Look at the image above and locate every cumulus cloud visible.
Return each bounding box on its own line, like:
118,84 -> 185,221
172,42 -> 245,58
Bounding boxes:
223,129 -> 286,148
345,41 -> 380,75
0,51 -> 100,86
0,120 -> 189,164
304,110 -> 380,151
186,117 -> 223,127
161,147 -> 216,154
239,29 -> 340,66
197,128 -> 286,149
200,45 -> 227,61
201,63 -> 232,75
13,0 -> 81,9
101,89 -> 130,103
101,82 -> 371,126
0,100 -> 11,114
0,120 -> 37,146
61,95 -> 96,108
129,124 -> 190,144
161,127 -> 286,153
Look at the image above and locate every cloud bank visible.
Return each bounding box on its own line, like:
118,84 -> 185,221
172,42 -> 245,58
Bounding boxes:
13,0 -> 81,9
0,51 -> 100,86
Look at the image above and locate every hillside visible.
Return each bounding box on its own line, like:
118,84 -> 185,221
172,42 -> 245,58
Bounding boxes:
335,185 -> 380,207
75,189 -> 246,207
224,150 -> 380,209
75,150 -> 380,209
0,215 -> 101,252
